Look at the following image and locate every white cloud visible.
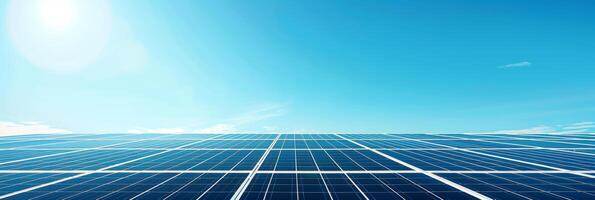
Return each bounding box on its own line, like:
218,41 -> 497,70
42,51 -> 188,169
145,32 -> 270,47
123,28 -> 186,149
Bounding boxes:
467,121 -> 594,134
498,61 -> 531,69
124,103 -> 289,134
563,121 -> 595,130
196,103 -> 288,134
196,124 -> 237,134
127,127 -> 185,134
467,126 -> 556,134
0,121 -> 70,136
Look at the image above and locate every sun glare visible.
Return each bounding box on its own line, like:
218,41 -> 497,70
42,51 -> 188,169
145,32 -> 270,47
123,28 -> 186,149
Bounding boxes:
39,0 -> 74,31
6,0 -> 112,72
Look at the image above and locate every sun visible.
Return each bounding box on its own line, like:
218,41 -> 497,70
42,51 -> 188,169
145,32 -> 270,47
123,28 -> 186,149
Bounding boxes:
6,0 -> 112,72
38,0 -> 75,31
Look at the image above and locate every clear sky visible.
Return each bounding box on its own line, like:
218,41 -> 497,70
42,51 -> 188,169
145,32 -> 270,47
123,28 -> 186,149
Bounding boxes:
1,0 -> 594,134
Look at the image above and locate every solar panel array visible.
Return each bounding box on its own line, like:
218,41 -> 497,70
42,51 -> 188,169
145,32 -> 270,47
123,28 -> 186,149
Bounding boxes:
0,133 -> 594,199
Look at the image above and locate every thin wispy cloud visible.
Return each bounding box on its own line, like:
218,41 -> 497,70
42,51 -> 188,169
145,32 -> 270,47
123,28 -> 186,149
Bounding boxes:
498,61 -> 531,69
197,103 -> 288,133
467,126 -> 555,134
127,127 -> 185,134
123,103 -> 289,134
0,121 -> 70,136
467,121 -> 594,134
197,124 -> 237,134
563,121 -> 595,130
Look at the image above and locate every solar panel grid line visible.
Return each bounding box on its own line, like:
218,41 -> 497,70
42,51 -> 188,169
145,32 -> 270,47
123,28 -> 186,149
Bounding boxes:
390,173 -> 444,200
15,136 -> 588,141
0,173 -> 43,187
303,139 -> 335,200
121,172 -> 182,200
483,174 -> 572,199
499,173 -> 587,199
382,150 -> 489,171
0,172 -> 89,199
95,173 -> 180,200
0,150 -> 165,171
115,150 -> 213,170
292,142 -> 299,199
449,173 -> 534,199
336,134 -> 493,200
124,150 -> 221,171
439,173 -> 595,200
0,173 -> 77,197
326,150 -> 420,200
535,173 -> 595,198
231,134 -> 280,200
86,174 -> 148,199
0,134 -> 225,199
0,135 -> 161,149
93,134 -> 225,171
443,134 -> 587,149
422,150 -> 509,171
460,134 -> 595,156
5,169 -> 595,174
0,134 -> 88,142
510,173 -> 595,199
8,147 -> 595,151
60,173 -> 144,200
341,150 -> 392,171
354,174 -> 409,200
258,137 -> 368,199
160,174 -> 208,200
440,136 -> 595,170
1,140 -> 81,150
301,140 -> 370,200
382,149 -> 551,171
0,173 -> 73,196
402,134 -> 595,179
261,138 -> 286,200
0,133 -> 594,199
0,134 -> 178,167
480,150 -> 595,171
295,141 -> 300,200
194,149 -> 263,200
390,150 -> 464,171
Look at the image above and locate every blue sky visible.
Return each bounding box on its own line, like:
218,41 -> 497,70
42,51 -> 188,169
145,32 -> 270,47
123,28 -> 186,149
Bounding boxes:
1,0 -> 594,134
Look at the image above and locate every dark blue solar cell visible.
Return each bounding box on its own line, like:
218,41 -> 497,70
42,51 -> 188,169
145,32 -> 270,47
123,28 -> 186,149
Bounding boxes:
112,140 -> 197,148
187,140 -> 273,149
478,149 -> 595,170
439,173 -> 595,200
389,134 -> 454,139
0,173 -> 75,196
355,139 -> 443,149
0,140 -> 73,148
27,140 -> 132,148
0,150 -> 68,163
551,139 -> 595,147
428,139 -> 524,148
6,173 -> 247,200
488,139 -> 594,148
382,150 -> 548,171
112,150 -> 264,170
349,173 -> 476,200
338,134 -> 397,139
241,173 -> 366,200
0,150 -> 162,170
0,133 -> 592,199
260,150 -> 409,171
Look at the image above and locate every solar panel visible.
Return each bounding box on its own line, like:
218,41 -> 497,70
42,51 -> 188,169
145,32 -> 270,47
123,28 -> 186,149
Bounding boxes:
438,173 -> 595,199
0,133 -> 593,199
